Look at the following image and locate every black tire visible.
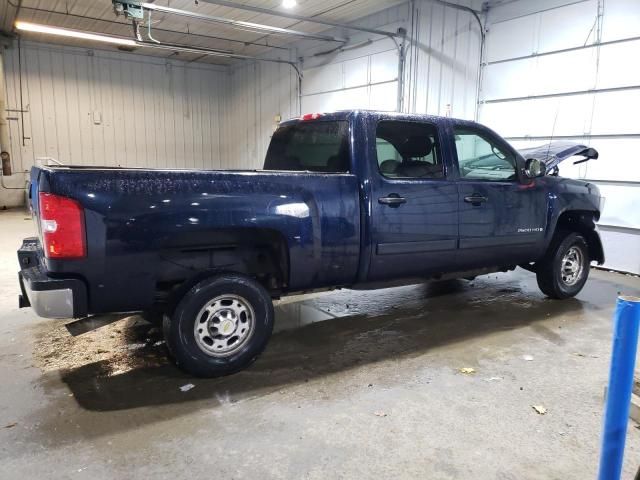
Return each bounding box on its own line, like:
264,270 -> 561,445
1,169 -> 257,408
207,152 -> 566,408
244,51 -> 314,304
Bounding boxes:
536,231 -> 590,299
165,274 -> 274,377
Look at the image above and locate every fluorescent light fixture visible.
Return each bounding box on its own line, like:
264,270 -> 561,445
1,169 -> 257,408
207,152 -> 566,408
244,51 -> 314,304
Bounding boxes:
15,21 -> 137,47
282,0 -> 297,8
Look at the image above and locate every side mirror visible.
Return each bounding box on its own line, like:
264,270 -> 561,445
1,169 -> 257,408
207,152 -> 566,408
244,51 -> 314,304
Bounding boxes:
524,158 -> 546,179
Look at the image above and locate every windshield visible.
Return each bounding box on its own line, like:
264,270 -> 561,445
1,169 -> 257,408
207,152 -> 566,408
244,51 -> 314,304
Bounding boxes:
264,121 -> 350,173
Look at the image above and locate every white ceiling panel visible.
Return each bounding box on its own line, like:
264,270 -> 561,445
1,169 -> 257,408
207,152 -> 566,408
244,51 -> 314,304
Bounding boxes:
1,0 -> 404,65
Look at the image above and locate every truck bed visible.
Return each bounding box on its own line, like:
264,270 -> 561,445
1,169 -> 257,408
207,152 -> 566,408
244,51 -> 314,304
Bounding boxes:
29,166 -> 361,314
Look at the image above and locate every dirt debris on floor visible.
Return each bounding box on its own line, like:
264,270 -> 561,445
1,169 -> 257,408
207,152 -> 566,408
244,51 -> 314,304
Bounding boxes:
32,316 -> 167,376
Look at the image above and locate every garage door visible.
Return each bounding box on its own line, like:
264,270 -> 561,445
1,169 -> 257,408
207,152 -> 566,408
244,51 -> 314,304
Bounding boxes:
301,41 -> 399,113
479,0 -> 640,274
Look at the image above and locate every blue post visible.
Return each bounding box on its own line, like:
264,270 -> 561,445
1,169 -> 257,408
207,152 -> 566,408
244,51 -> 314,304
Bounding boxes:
598,295 -> 640,480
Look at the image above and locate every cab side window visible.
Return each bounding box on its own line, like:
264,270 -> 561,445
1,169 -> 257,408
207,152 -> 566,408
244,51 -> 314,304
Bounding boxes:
454,127 -> 517,182
376,121 -> 444,179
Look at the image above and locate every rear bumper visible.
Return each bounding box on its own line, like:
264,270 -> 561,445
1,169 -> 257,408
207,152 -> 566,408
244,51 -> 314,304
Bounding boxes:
18,238 -> 88,319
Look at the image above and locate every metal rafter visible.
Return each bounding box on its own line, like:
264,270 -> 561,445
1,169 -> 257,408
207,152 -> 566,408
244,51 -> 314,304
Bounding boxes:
135,39 -> 302,78
14,5 -> 291,51
140,3 -> 348,43
197,0 -> 403,39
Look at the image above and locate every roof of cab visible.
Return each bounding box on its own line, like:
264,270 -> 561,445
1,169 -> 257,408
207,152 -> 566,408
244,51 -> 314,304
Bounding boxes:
280,110 -> 480,127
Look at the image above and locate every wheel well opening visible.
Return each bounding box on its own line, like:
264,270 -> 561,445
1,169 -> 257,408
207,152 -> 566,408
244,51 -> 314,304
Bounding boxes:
555,211 -> 604,264
152,228 -> 290,312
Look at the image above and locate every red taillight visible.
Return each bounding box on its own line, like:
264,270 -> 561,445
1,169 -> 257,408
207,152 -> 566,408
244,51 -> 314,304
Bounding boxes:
39,192 -> 86,259
300,113 -> 323,121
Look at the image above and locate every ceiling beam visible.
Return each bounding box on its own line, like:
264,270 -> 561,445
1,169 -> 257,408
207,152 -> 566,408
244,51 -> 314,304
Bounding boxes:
141,3 -> 347,43
136,39 -> 301,77
16,5 -> 291,51
197,0 -> 403,38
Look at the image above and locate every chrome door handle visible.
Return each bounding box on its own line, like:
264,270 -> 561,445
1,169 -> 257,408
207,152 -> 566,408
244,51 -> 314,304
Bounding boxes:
378,195 -> 407,207
464,195 -> 488,206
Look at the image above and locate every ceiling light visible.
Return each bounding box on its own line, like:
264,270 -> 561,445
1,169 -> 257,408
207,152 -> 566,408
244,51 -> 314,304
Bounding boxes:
282,0 -> 297,9
15,21 -> 137,47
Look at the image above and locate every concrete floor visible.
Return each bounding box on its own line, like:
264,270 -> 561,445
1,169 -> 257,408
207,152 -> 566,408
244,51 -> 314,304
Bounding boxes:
0,209 -> 639,480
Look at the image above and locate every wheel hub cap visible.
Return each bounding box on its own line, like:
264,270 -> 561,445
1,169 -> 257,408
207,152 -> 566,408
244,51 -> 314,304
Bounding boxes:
561,246 -> 584,286
194,295 -> 255,357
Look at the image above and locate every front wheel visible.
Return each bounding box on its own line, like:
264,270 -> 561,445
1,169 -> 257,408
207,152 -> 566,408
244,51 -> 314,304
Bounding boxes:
536,231 -> 590,299
165,274 -> 274,377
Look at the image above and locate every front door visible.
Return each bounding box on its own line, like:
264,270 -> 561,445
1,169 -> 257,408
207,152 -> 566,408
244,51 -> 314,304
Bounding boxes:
452,124 -> 547,269
367,119 -> 459,281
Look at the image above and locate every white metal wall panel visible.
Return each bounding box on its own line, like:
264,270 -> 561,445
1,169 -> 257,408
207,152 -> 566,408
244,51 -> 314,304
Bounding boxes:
487,0 -> 595,24
344,56 -> 370,89
591,91 -> 640,135
299,32 -> 403,115
481,95 -> 596,138
599,230 -> 640,275
3,41 -> 228,170
1,41 -> 229,207
222,58 -> 300,170
601,0 -> 640,41
302,62 -> 344,96
482,58 -> 535,99
406,0 -> 482,119
370,49 -> 399,84
480,0 -> 640,273
537,0 -> 599,52
597,40 -> 640,89
485,15 -> 539,63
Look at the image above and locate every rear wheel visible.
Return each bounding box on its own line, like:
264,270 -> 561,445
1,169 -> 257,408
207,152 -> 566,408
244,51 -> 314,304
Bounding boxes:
164,274 -> 274,377
536,231 -> 590,299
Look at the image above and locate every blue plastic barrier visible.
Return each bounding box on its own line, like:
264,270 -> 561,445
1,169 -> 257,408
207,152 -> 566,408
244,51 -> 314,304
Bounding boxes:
598,295 -> 640,480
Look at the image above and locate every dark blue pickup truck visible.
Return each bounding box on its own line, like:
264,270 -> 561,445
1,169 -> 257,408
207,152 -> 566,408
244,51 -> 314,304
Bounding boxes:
18,110 -> 604,377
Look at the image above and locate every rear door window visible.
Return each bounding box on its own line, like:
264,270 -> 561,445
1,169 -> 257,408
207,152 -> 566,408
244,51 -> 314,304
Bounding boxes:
264,121 -> 350,173
375,121 -> 444,179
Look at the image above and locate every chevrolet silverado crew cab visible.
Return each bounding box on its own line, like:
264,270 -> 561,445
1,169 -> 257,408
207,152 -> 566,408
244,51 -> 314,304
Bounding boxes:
18,110 -> 604,377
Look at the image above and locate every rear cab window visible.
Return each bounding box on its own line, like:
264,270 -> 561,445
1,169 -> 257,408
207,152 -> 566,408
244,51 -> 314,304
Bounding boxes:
375,121 -> 445,179
264,121 -> 350,173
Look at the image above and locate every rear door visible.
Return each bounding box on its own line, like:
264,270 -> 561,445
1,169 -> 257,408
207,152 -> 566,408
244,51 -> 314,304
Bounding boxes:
367,119 -> 459,281
452,123 -> 547,269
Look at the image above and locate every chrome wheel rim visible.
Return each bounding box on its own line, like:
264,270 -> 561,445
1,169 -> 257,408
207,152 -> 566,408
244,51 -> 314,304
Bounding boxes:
194,295 -> 255,357
561,246 -> 584,286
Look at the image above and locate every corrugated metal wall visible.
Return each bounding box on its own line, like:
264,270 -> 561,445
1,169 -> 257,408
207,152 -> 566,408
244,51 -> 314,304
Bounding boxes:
222,57 -> 300,170
1,41 -> 229,206
404,0 -> 481,119
479,0 -> 640,274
